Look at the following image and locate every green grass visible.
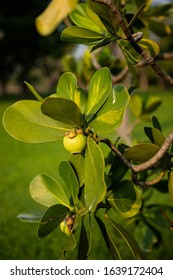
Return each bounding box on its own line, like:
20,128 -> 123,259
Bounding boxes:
0,89 -> 173,260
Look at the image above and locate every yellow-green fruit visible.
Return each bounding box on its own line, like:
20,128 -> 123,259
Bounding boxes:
60,220 -> 70,236
63,132 -> 86,154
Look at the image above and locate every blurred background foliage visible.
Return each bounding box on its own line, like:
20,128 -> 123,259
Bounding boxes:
1,0 -> 173,259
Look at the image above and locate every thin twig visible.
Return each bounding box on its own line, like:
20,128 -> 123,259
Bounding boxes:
135,171 -> 166,187
93,0 -> 173,85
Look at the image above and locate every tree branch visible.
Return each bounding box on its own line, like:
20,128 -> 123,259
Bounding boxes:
99,131 -> 173,173
93,0 -> 173,85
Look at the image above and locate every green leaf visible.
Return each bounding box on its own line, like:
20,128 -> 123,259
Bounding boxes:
84,138 -> 106,212
24,81 -> 43,102
69,154 -> 85,187
86,67 -> 112,123
108,217 -> 146,259
17,211 -> 44,223
56,72 -> 86,113
168,171 -> 173,201
108,180 -> 142,218
60,234 -> 77,260
88,84 -> 130,135
29,174 -> 70,208
118,40 -> 140,65
124,143 -> 160,163
70,3 -> 107,34
139,39 -> 160,57
148,19 -> 171,37
61,26 -> 104,45
152,116 -> 162,131
41,97 -> 83,127
144,127 -> 165,147
38,204 -> 70,238
2,100 -> 71,143
144,96 -> 162,114
59,161 -> 79,205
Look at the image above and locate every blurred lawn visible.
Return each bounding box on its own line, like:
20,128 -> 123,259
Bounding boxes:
0,89 -> 173,260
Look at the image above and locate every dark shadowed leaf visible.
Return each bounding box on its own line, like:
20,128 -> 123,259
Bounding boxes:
41,97 -> 83,127
38,204 -> 70,238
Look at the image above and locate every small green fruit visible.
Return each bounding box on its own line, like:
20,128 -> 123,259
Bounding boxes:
63,131 -> 86,154
60,220 -> 70,236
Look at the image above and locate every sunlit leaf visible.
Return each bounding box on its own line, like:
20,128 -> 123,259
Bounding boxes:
84,138 -> 106,212
35,0 -> 78,36
2,100 -> 70,143
29,174 -> 70,208
70,2 -> 107,34
118,40 -> 140,65
38,204 -> 70,238
108,180 -> 142,218
56,72 -> 86,114
139,39 -> 160,57
41,97 -> 83,127
86,67 -> 112,123
128,95 -> 143,118
88,84 -> 130,135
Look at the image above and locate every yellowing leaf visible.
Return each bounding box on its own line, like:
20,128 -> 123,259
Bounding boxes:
35,0 -> 78,36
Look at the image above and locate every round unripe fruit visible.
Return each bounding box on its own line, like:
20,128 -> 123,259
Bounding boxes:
60,220 -> 70,236
63,131 -> 86,154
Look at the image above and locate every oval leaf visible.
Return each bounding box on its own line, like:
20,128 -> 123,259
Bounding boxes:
144,127 -> 165,147
35,0 -> 77,36
61,26 -> 104,45
84,138 -> 106,212
41,97 -> 83,127
56,72 -> 86,113
29,174 -> 70,208
70,3 -> 107,34
3,100 -> 70,143
88,84 -> 129,135
124,143 -> 160,163
59,161 -> 79,205
86,67 -> 112,122
108,180 -> 142,218
38,204 -> 70,238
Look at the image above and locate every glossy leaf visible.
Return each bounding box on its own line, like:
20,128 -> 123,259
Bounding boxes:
88,84 -> 130,135
108,217 -> 146,259
38,204 -> 70,238
70,3 -> 107,34
17,212 -> 44,223
168,171 -> 173,201
61,26 -> 104,45
86,67 -> 112,123
29,174 -> 70,208
3,100 -> 70,143
139,39 -> 160,57
124,143 -> 160,163
56,72 -> 86,113
35,0 -> 77,36
84,138 -> 106,212
108,180 -> 142,218
41,97 -> 83,127
59,161 -> 79,204
144,127 -> 165,147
